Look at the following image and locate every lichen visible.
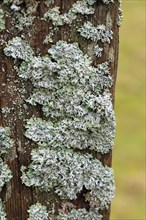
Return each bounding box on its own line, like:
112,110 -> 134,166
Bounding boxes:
4,39 -> 115,154
44,0 -> 96,26
27,203 -> 48,220
14,12 -> 35,31
21,147 -> 115,209
78,21 -> 113,43
0,158 -> 12,192
0,199 -> 6,220
117,0 -> 123,27
0,9 -> 5,31
12,40 -> 115,154
45,0 -> 54,7
57,208 -> 102,220
102,0 -> 114,4
0,127 -> 13,156
4,37 -> 34,61
94,45 -> 103,57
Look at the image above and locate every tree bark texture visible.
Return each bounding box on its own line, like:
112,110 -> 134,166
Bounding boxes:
0,0 -> 119,219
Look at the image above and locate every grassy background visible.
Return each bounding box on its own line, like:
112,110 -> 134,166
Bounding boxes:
111,1 -> 145,219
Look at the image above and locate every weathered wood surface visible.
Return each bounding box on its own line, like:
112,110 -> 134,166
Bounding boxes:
0,1 -> 119,219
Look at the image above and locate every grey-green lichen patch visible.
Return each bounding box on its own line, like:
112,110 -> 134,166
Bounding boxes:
14,12 -> 35,31
18,42 -> 115,153
27,203 -> 48,220
117,0 -> 123,27
4,39 -> 115,154
45,0 -> 54,7
0,199 -> 6,220
21,147 -> 115,209
78,21 -> 113,43
0,9 -> 5,31
4,37 -> 34,61
0,127 -> 13,156
102,0 -> 114,4
44,0 -> 96,26
57,208 -> 102,220
24,90 -> 115,154
94,45 -> 103,57
0,158 -> 12,192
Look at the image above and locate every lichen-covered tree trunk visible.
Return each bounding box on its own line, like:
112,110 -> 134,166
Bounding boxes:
0,1 -> 122,220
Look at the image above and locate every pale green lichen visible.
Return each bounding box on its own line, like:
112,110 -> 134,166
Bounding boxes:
0,127 -> 13,156
14,12 -> 35,31
21,147 -> 115,209
94,45 -> 103,57
0,199 -> 6,220
78,21 -> 113,43
4,37 -> 34,61
0,9 -> 5,31
16,40 -> 115,154
44,0 -> 96,26
45,0 -> 54,7
117,0 -> 123,27
102,0 -> 114,4
57,208 -> 102,220
0,159 -> 12,192
27,203 -> 48,220
4,39 -> 115,154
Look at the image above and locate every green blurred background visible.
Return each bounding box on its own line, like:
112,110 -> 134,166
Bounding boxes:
111,1 -> 145,219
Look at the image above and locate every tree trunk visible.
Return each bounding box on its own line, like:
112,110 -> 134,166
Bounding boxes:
0,0 -> 120,219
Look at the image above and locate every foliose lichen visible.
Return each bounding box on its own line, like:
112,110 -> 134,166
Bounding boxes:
0,9 -> 5,31
27,203 -> 48,220
102,0 -> 114,4
21,147 -> 115,208
14,12 -> 35,31
94,45 -> 103,57
0,127 -> 13,156
57,208 -> 102,220
4,38 -> 115,154
117,0 -> 123,27
0,199 -> 6,220
0,158 -> 12,192
44,0 -> 96,26
78,21 -> 113,43
4,37 -> 34,61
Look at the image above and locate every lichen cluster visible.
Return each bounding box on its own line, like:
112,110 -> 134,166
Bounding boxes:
0,9 -> 5,31
5,39 -> 115,154
0,199 -> 6,220
57,208 -> 102,220
0,127 -> 13,156
4,34 -> 115,218
78,21 -> 113,43
27,203 -> 48,220
0,127 -> 13,219
1,0 -> 121,218
117,0 -> 123,27
44,0 -> 96,26
21,147 -> 115,208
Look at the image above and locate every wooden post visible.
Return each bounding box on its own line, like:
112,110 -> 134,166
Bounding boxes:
0,1 -> 120,219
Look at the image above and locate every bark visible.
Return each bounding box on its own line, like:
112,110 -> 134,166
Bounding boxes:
0,1 -> 119,219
